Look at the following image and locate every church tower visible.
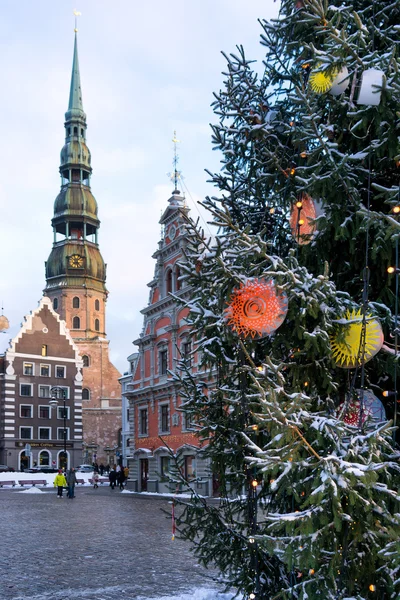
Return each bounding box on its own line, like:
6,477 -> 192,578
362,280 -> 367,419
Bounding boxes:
44,30 -> 122,467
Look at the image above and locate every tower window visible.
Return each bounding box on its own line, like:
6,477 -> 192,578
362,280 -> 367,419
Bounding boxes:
73,297 -> 80,309
166,270 -> 173,294
74,127 -> 78,135
81,128 -> 84,136
73,316 -> 80,329
53,298 -> 58,310
82,355 -> 90,367
95,299 -> 100,311
82,388 -> 90,400
67,127 -> 71,136
95,319 -> 100,332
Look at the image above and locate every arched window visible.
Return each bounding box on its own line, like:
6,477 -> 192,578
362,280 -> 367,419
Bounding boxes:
82,355 -> 90,367
73,316 -> 80,329
176,267 -> 181,291
73,297 -> 80,309
39,450 -> 50,466
53,298 -> 58,310
82,388 -> 90,400
95,299 -> 100,311
166,270 -> 173,294
95,319 -> 100,332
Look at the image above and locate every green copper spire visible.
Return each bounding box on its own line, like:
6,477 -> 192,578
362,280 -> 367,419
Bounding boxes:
65,32 -> 86,122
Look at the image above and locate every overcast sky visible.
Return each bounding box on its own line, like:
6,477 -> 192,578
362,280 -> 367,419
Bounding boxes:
0,0 -> 280,373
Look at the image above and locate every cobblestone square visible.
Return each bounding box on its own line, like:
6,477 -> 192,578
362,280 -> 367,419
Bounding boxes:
0,487 -> 224,600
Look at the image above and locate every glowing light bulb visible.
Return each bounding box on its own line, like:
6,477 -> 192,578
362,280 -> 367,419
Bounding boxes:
269,207 -> 275,214
249,536 -> 255,544
392,206 -> 400,214
290,168 -> 296,175
387,266 -> 396,274
296,201 -> 303,209
369,584 -> 376,592
249,594 -> 256,600
298,219 -> 305,226
304,381 -> 309,387
251,479 -> 258,487
309,569 -> 315,575
251,424 -> 258,431
300,151 -> 307,158
383,391 -> 390,397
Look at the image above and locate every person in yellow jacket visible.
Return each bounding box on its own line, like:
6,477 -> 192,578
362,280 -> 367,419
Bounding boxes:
54,470 -> 67,498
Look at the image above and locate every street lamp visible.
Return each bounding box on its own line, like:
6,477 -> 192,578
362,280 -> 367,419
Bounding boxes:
49,386 -> 67,471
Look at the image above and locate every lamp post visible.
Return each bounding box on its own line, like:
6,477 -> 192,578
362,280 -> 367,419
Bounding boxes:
49,386 -> 67,470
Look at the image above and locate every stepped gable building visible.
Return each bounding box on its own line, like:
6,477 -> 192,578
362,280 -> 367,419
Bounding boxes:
124,183 -> 213,495
0,297 -> 83,471
43,31 -> 121,466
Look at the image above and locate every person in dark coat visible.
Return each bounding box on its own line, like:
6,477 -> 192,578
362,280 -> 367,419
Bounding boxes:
118,467 -> 125,490
109,467 -> 117,490
99,463 -> 104,476
66,467 -> 78,498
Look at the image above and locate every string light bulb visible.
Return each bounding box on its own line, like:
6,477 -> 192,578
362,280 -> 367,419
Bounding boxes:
249,594 -> 256,600
251,479 -> 258,488
309,569 -> 315,575
298,219 -> 305,226
369,584 -> 376,592
387,266 -> 400,274
269,207 -> 275,214
300,151 -> 307,158
392,206 -> 400,214
249,536 -> 255,544
296,201 -> 303,209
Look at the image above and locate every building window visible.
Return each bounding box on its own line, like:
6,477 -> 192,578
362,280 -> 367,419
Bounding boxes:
57,428 -> 70,440
57,406 -> 70,420
23,362 -> 34,376
39,385 -> 51,398
176,267 -> 181,291
166,270 -> 173,294
53,386 -> 69,400
39,427 -> 51,441
20,384 -> 33,397
182,341 -> 192,367
40,364 -> 50,377
20,405 -> 33,418
73,296 -> 80,309
74,126 -> 78,135
160,456 -> 171,479
139,408 -> 148,435
126,408 -> 130,423
41,344 -> 48,357
160,404 -> 169,433
39,406 -> 50,419
73,316 -> 80,329
55,366 -> 66,379
159,349 -> 168,376
20,427 -> 32,440
95,299 -> 100,311
82,388 -> 90,400
183,411 -> 194,431
39,450 -> 50,466
184,455 -> 196,480
82,355 -> 90,367
95,319 -> 100,332
53,298 -> 58,310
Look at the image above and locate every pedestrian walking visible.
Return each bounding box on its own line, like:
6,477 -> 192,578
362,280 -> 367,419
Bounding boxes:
118,467 -> 125,490
66,467 -> 78,498
54,469 -> 67,498
92,470 -> 99,489
109,467 -> 117,490
123,465 -> 129,481
99,463 -> 104,475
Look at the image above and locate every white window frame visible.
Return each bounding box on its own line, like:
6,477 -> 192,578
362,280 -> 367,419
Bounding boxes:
23,362 -> 35,376
20,404 -> 33,419
38,427 -> 52,441
55,365 -> 66,379
57,406 -> 70,420
38,384 -> 51,398
20,383 -> 33,397
38,405 -> 51,419
158,348 -> 168,376
40,363 -> 51,377
20,426 -> 33,440
57,427 -> 70,441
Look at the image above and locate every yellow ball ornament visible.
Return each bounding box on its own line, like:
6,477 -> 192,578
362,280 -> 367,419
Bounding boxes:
309,65 -> 338,94
330,308 -> 384,369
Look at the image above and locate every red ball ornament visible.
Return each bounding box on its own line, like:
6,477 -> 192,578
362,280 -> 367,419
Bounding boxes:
224,278 -> 288,339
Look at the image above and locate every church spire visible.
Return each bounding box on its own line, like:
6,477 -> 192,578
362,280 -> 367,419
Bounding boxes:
67,32 -> 85,119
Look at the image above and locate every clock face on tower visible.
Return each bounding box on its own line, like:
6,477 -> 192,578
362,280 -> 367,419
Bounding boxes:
69,254 -> 84,268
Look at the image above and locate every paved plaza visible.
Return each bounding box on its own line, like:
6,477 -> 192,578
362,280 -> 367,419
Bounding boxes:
0,486 -> 226,600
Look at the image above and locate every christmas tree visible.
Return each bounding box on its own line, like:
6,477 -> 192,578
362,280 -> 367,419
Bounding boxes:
169,1 -> 400,598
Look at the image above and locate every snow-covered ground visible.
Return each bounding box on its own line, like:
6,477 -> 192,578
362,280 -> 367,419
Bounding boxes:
0,470 -> 93,487
136,591 -> 239,600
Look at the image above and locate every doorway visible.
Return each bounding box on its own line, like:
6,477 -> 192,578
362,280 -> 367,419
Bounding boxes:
20,451 -> 29,472
140,459 -> 149,491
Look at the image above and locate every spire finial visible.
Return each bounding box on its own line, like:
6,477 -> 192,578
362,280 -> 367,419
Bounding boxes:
169,131 -> 182,194
73,8 -> 81,33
